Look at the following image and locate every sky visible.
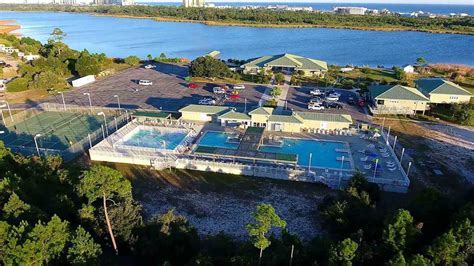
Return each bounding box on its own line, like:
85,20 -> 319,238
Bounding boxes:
1,0 -> 473,5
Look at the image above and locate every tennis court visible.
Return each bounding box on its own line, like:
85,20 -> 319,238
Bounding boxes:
0,111 -> 109,150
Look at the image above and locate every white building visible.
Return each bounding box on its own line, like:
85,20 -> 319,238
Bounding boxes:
334,7 -> 368,15
23,54 -> 41,62
402,65 -> 415,74
183,0 -> 205,8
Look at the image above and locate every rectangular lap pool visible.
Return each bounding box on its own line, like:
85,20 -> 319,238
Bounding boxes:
116,125 -> 190,152
196,131 -> 352,170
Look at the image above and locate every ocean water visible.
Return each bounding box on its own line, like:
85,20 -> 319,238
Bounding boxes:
142,2 -> 474,15
1,11 -> 473,66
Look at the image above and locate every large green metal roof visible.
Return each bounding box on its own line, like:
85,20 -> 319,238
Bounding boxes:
132,111 -> 170,118
242,54 -> 328,71
368,85 -> 429,101
179,105 -> 230,114
248,107 -> 274,116
268,114 -> 304,124
296,112 -> 353,123
218,110 -> 251,120
415,78 -> 472,96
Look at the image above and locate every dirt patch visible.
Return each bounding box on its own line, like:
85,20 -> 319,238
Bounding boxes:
374,118 -> 473,192
108,163 -> 331,242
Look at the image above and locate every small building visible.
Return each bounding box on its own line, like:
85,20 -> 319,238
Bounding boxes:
242,53 -> 328,77
267,114 -> 303,133
248,107 -> 274,127
218,109 -> 251,127
179,105 -> 230,122
402,64 -> 415,74
206,50 -> 220,59
23,54 -> 41,62
296,112 -> 353,131
415,78 -> 472,104
368,84 -> 429,115
71,75 -> 96,87
334,6 -> 368,15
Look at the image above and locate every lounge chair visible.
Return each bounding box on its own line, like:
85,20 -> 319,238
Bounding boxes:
388,167 -> 397,172
360,156 -> 368,162
364,164 -> 372,170
358,149 -> 366,154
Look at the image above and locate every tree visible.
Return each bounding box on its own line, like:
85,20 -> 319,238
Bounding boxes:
245,203 -> 286,265
22,215 -> 70,265
77,165 -> 132,254
427,230 -> 463,265
451,103 -> 473,125
386,252 -> 406,266
189,56 -> 231,78
75,50 -> 101,77
392,66 -> 407,80
274,72 -> 285,85
2,193 -> 30,219
147,54 -> 153,61
416,57 -> 427,65
49,27 -> 66,43
329,238 -> 358,266
382,209 -> 419,253
408,254 -> 431,266
67,226 -> 102,265
124,55 -> 140,66
270,86 -> 282,98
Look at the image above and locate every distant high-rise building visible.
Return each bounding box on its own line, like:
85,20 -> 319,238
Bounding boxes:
183,0 -> 205,8
93,0 -> 134,5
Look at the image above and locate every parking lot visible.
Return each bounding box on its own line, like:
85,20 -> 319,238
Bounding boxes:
285,86 -> 369,123
41,63 -> 368,123
43,63 -> 268,113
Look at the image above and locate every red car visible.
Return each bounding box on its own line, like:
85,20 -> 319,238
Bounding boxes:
229,94 -> 240,100
188,83 -> 199,89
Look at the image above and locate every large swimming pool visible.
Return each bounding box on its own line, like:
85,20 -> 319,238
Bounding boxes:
118,126 -> 189,150
197,131 -> 352,169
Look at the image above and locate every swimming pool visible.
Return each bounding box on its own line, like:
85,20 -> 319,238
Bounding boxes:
197,131 -> 352,169
118,126 -> 189,151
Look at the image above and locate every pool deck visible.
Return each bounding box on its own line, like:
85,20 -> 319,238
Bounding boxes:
195,123 -> 408,187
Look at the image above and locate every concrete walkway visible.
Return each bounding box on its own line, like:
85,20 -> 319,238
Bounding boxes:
275,75 -> 291,114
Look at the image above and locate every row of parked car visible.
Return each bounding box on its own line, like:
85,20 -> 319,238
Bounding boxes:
307,89 -> 343,111
197,84 -> 246,105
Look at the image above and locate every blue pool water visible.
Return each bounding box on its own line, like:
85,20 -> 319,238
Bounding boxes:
122,128 -> 188,150
198,131 -> 239,149
198,131 -> 351,169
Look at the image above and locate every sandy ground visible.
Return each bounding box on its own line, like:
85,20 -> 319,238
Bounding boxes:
380,118 -> 474,186
113,164 -> 330,242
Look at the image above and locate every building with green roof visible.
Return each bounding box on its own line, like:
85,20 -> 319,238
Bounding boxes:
242,53 -> 328,77
368,85 -> 429,115
415,78 -> 472,104
218,110 -> 251,127
179,105 -> 230,122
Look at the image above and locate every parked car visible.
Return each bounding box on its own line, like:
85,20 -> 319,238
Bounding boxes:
308,103 -> 325,110
138,80 -> 153,86
199,98 -> 216,105
324,101 -> 343,109
326,95 -> 339,101
188,83 -> 199,89
233,84 -> 245,90
347,97 -> 355,105
310,89 -> 323,96
144,64 -> 156,69
309,97 -> 322,104
213,86 -> 226,94
327,90 -> 341,97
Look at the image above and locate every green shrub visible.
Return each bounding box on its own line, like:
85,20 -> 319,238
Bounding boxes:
6,77 -> 29,92
124,55 -> 141,66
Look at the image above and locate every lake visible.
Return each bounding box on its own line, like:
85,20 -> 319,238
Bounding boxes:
1,11 -> 473,66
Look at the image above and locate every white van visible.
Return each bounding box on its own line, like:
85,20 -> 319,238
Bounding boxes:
138,80 -> 153,86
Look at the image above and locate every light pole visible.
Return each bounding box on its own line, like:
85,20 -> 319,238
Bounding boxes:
0,101 -> 13,122
386,126 -> 391,145
114,95 -> 121,111
373,158 -> 379,182
308,152 -> 312,173
400,147 -> 405,164
98,112 -> 108,136
406,162 -> 412,178
0,109 -> 5,126
340,155 -> 345,178
393,136 -> 398,150
59,91 -> 66,111
34,134 -> 41,157
83,92 -> 92,112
